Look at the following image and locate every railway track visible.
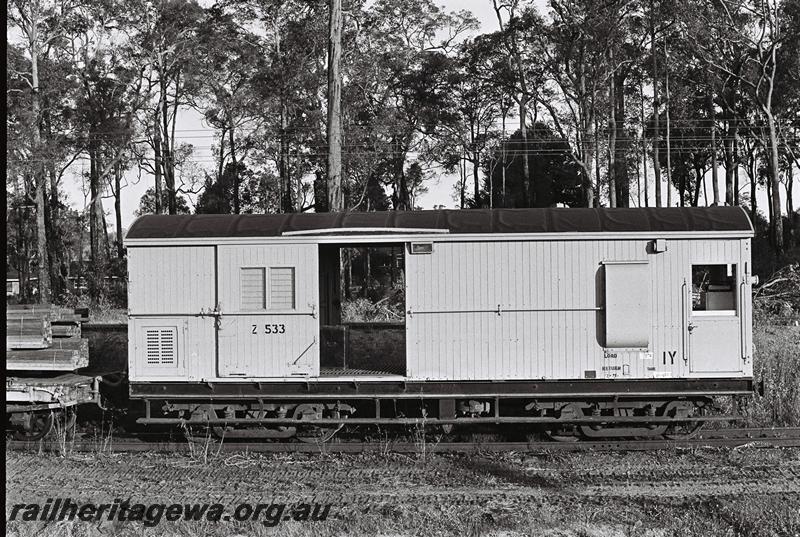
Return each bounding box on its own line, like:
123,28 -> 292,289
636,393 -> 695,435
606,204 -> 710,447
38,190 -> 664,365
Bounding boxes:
8,427 -> 800,453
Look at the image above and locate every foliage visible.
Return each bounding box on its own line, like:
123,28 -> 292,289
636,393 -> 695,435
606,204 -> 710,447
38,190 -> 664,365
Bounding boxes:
136,187 -> 191,216
6,0 -> 800,305
483,124 -> 582,208
753,263 -> 800,323
744,324 -> 800,427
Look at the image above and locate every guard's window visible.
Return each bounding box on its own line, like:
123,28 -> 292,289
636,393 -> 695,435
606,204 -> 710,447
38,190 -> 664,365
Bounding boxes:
270,267 -> 295,310
692,264 -> 736,313
241,268 -> 266,310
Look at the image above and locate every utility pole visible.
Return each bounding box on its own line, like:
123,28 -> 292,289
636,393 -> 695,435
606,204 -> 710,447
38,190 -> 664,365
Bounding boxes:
326,0 -> 343,212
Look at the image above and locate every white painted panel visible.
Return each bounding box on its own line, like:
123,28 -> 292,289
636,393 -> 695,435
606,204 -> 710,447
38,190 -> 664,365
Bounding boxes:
218,315 -> 317,377
689,318 -> 742,373
406,238 -> 748,381
216,244 -> 318,378
128,246 -> 215,314
604,262 -> 650,348
129,316 -> 216,382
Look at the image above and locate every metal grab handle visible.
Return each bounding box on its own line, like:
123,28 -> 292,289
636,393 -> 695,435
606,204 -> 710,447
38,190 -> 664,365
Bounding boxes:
681,279 -> 689,365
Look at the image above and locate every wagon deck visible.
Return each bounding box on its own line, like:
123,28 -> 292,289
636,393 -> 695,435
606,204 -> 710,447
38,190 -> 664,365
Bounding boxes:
6,373 -> 100,412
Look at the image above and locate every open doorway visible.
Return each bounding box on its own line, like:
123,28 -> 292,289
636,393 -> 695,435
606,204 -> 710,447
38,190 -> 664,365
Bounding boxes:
319,244 -> 406,376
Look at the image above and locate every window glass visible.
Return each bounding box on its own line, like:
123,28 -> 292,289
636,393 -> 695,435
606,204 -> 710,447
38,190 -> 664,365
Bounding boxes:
692,264 -> 736,312
270,267 -> 295,310
241,268 -> 266,310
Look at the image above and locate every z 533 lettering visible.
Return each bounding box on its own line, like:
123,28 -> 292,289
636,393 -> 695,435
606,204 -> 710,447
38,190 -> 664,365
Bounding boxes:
252,324 -> 286,335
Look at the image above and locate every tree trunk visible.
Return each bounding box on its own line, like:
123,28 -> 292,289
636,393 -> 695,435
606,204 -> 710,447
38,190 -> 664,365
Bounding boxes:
766,166 -> 773,227
733,131 -> 740,206
748,148 -> 757,220
766,113 -> 784,254
295,142 -> 304,212
593,114 -> 600,206
519,96 -> 531,206
608,49 -> 617,208
664,39 -> 672,207
501,106 -> 507,207
650,2 -> 662,207
114,162 -> 124,260
471,122 -> 480,206
89,145 -> 107,297
326,0 -> 343,212
787,163 -> 795,246
614,69 -> 629,207
46,152 -> 65,298
582,84 -> 595,208
161,79 -> 176,215
722,119 -> 736,206
30,38 -> 51,303
459,153 -> 466,209
228,114 -> 240,214
153,108 -> 163,215
280,99 -> 293,213
641,79 -> 648,207
693,162 -> 703,206
362,249 -> 371,298
473,152 -> 481,208
710,97 -> 720,206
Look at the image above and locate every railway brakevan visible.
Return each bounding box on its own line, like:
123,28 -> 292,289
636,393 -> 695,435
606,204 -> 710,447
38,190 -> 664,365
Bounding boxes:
123,207 -> 756,441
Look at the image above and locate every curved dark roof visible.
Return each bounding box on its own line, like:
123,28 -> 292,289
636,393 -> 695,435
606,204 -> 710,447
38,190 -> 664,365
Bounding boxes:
126,207 -> 753,239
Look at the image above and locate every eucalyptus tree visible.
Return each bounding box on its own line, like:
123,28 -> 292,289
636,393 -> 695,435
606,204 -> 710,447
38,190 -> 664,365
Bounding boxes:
685,0 -> 790,253
186,6 -> 264,214
132,0 -> 204,215
492,0 -> 541,205
61,0 -> 152,295
344,0 -> 477,210
228,0 -> 328,213
7,0 -> 82,302
537,0 -> 614,207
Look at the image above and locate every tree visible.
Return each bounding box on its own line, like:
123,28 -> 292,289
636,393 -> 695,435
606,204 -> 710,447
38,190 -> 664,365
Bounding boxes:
327,0 -> 343,212
483,124 -> 583,208
687,0 -> 788,253
186,6 -> 263,215
7,0 -> 73,302
135,186 -> 190,216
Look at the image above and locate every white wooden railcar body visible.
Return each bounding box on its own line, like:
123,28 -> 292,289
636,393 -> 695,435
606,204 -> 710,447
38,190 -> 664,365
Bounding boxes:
124,208 -> 755,438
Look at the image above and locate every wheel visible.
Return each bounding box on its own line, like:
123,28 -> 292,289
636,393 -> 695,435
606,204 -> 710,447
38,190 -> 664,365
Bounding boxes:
293,403 -> 343,444
53,409 -> 78,436
662,401 -> 705,440
543,427 -> 581,442
544,403 -> 584,442
12,411 -> 54,441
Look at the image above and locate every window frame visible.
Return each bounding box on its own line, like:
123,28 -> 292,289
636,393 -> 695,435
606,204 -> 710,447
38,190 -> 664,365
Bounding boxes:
268,266 -> 296,311
690,263 -> 738,317
240,267 -> 267,311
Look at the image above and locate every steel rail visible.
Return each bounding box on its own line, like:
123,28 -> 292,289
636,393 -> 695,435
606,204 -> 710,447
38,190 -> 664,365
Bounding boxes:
8,428 -> 800,454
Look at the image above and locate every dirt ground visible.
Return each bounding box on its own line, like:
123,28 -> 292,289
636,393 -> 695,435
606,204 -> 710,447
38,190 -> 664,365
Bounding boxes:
6,447 -> 800,536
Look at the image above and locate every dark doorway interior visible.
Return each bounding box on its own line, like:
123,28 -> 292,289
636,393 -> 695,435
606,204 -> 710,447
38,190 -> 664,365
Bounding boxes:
319,244 -> 406,376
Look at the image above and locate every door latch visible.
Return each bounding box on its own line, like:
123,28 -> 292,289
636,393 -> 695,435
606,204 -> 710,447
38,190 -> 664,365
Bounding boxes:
687,322 -> 696,333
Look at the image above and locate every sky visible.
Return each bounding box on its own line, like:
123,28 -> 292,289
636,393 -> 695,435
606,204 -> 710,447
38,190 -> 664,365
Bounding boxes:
58,0 -> 797,231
